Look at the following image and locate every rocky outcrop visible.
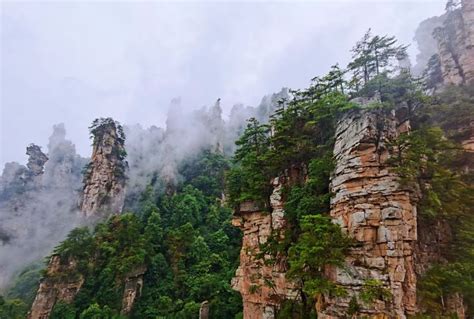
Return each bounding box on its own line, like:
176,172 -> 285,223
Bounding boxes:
120,265 -> 146,316
28,255 -> 84,319
232,178 -> 298,319
0,126 -> 86,291
26,144 -> 48,177
319,108 -> 418,318
199,301 -> 210,319
0,144 -> 48,198
80,118 -> 127,217
434,0 -> 474,85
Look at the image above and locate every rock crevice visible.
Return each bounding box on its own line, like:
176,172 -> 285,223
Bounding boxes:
319,108 -> 417,319
80,119 -> 127,217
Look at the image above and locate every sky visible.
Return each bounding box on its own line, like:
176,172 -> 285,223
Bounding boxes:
0,0 -> 446,168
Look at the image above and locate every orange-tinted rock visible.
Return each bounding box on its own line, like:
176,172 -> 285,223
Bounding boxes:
80,119 -> 127,218
321,108 -> 418,318
120,265 -> 147,316
232,178 -> 298,319
28,255 -> 84,319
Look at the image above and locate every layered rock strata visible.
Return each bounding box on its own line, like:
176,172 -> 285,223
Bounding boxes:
434,0 -> 474,85
80,119 -> 127,217
27,255 -> 84,319
319,108 -> 417,318
120,265 -> 147,316
231,177 -> 298,319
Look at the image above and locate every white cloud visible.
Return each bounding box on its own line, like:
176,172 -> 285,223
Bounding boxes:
1,0 -> 445,166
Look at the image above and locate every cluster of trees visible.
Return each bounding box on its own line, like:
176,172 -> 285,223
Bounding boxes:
59,150 -> 241,318
391,86 -> 474,317
226,51 -> 359,317
1,30 -> 472,319
227,30 -> 473,318
1,151 -> 242,319
347,29 -> 408,91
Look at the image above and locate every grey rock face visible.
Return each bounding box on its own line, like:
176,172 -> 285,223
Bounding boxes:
80,118 -> 127,217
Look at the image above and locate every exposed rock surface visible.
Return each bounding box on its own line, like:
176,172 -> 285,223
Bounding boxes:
232,177 -> 298,319
26,144 -> 48,177
434,0 -> 474,85
120,265 -> 147,316
199,300 -> 210,319
27,255 -> 84,319
413,14 -> 446,76
0,134 -> 85,291
80,118 -> 127,217
319,108 -> 418,318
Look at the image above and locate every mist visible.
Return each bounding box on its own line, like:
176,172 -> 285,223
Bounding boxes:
0,0 -> 447,292
1,0 -> 446,168
0,125 -> 86,290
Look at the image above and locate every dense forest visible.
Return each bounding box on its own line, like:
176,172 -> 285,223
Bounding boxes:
1,20 -> 473,319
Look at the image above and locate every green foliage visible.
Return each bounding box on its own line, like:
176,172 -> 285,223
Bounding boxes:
225,53 -> 358,319
347,296 -> 361,316
54,227 -> 94,263
226,118 -> 272,208
79,303 -> 116,319
359,279 -> 391,305
287,215 -> 350,297
347,29 -> 408,91
276,299 -> 317,319
47,150 -> 242,318
391,87 -> 474,317
86,118 -> 128,183
50,301 -> 77,319
89,118 -> 126,154
391,126 -> 472,219
423,54 -> 443,91
180,150 -> 230,198
6,262 -> 42,305
418,263 -> 474,317
227,89 -> 355,210
0,295 -> 28,319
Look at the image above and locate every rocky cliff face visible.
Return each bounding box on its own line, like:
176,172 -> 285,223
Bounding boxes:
318,108 -> 417,318
434,0 -> 474,85
231,108 -> 421,319
0,141 -> 81,291
80,118 -> 127,217
120,265 -> 146,316
26,119 -> 131,318
27,255 -> 84,319
232,177 -> 298,319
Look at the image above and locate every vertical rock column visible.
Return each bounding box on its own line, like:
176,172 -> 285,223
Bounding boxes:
460,0 -> 474,83
80,118 -> 127,217
231,178 -> 297,319
28,255 -> 84,319
320,109 -> 417,318
435,0 -> 474,85
120,265 -> 147,316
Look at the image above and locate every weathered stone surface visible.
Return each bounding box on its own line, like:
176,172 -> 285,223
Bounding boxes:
320,108 -> 418,318
120,265 -> 146,316
434,0 -> 474,85
26,144 -> 48,177
28,255 -> 84,319
80,119 -> 127,217
199,301 -> 209,319
232,177 -> 298,319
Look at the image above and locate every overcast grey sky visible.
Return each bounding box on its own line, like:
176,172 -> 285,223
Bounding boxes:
1,0 -> 445,167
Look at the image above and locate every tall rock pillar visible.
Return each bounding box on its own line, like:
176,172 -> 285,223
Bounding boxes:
80,118 -> 127,217
320,108 -> 417,318
231,177 -> 298,319
435,0 -> 474,85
